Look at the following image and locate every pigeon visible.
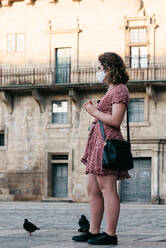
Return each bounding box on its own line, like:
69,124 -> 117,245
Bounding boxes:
23,219 -> 40,235
78,215 -> 90,232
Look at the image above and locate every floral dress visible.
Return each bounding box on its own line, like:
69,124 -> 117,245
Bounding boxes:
81,84 -> 131,180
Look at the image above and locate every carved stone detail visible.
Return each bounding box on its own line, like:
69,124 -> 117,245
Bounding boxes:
49,0 -> 57,3
69,89 -> 81,128
69,88 -> 80,108
0,91 -> 13,114
137,0 -> 144,11
137,0 -> 146,16
146,85 -> 157,105
24,0 -> 34,5
146,85 -> 155,97
1,0 -> 12,7
32,89 -> 45,113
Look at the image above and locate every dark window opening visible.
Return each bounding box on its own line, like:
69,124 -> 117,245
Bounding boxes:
0,132 -> 4,146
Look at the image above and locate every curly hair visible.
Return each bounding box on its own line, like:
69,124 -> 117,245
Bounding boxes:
98,52 -> 129,85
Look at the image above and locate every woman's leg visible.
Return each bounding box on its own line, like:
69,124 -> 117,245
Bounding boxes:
96,175 -> 120,236
87,174 -> 104,234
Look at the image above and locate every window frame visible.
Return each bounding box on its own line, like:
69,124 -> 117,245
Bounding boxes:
130,45 -> 148,68
123,94 -> 150,127
46,149 -> 73,201
7,33 -> 25,53
0,131 -> 5,147
129,27 -> 147,44
0,127 -> 8,151
47,98 -> 72,129
16,33 -> 25,52
128,98 -> 145,123
52,100 -> 68,124
124,16 -> 151,68
55,47 -> 71,84
7,34 -> 15,53
129,27 -> 148,68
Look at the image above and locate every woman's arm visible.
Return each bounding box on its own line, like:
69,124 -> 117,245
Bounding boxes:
84,102 -> 126,128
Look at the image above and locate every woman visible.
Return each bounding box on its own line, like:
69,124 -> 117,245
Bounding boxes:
72,52 -> 131,245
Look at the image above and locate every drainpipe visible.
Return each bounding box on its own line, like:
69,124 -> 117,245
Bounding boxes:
157,141 -> 161,203
49,20 -> 52,68
76,18 -> 79,70
153,24 -> 156,65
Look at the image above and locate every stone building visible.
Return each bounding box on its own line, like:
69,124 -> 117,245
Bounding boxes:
0,0 -> 166,203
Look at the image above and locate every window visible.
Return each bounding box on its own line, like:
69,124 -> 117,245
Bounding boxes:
128,98 -> 144,122
0,131 -> 4,146
130,46 -> 148,68
129,27 -> 148,68
7,33 -> 25,53
55,48 -> 71,84
7,34 -> 15,53
52,101 -> 68,123
51,154 -> 68,160
16,34 -> 25,52
130,28 -> 147,43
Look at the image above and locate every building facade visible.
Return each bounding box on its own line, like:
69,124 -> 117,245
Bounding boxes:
0,0 -> 166,203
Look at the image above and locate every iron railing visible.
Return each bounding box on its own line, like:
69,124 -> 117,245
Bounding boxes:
0,65 -> 166,86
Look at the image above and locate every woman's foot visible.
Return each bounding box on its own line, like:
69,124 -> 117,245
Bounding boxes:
72,231 -> 100,242
88,232 -> 118,245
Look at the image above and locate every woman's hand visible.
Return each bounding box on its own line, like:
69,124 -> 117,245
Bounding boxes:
84,101 -> 126,128
84,101 -> 98,117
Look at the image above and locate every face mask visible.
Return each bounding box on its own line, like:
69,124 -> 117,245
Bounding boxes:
96,71 -> 106,83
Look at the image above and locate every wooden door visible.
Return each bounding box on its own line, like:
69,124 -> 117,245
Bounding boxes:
120,158 -> 151,202
52,164 -> 68,198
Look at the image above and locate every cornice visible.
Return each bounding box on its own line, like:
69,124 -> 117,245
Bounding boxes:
0,0 -> 81,7
131,138 -> 166,144
1,0 -> 35,6
48,28 -> 82,35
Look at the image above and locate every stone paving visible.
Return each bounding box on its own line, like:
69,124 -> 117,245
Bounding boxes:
0,202 -> 166,247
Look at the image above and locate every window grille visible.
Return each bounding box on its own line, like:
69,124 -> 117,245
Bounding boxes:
128,98 -> 144,122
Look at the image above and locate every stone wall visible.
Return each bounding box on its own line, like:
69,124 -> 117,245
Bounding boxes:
0,85 -> 165,202
0,90 -> 104,201
0,0 -> 165,67
0,0 -> 166,202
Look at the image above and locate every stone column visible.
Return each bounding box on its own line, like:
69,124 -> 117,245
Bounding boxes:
152,149 -> 160,203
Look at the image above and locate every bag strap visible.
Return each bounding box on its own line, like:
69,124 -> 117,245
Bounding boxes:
126,107 -> 130,142
99,107 -> 130,143
99,119 -> 106,141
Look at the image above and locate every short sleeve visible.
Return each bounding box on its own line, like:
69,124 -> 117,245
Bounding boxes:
111,85 -> 129,106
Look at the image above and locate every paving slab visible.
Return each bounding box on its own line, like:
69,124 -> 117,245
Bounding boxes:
0,202 -> 166,247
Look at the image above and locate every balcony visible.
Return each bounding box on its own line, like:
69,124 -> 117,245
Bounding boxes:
0,64 -> 166,87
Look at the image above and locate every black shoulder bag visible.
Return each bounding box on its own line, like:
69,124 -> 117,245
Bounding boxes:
99,108 -> 133,171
